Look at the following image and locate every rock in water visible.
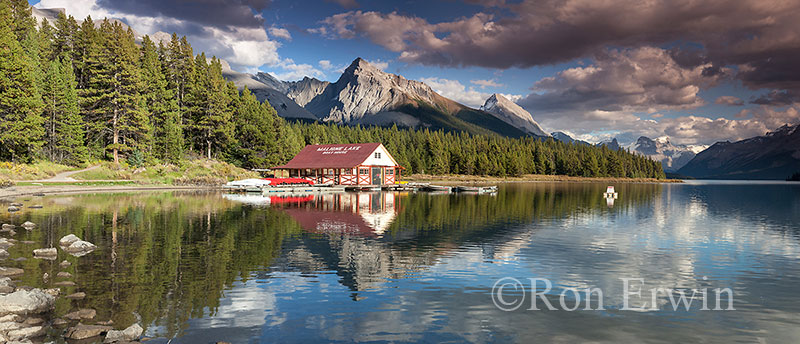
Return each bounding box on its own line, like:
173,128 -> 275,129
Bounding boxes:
104,323 -> 144,343
65,292 -> 86,299
64,308 -> 96,320
65,324 -> 113,340
64,240 -> 97,256
21,221 -> 35,229
57,271 -> 72,278
33,248 -> 57,258
7,206 -> 19,212
59,234 -> 81,247
8,203 -> 22,207
7,325 -> 45,341
0,267 -> 23,277
0,277 -> 15,293
0,224 -> 14,230
0,238 -> 13,249
0,249 -> 8,259
28,205 -> 43,209
59,260 -> 71,268
0,289 -> 56,315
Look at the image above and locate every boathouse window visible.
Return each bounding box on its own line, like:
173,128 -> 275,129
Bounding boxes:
386,169 -> 394,175
359,168 -> 369,175
375,152 -> 381,159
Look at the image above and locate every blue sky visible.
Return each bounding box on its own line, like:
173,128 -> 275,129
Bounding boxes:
30,0 -> 800,145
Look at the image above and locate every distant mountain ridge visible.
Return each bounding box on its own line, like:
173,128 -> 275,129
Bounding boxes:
678,123 -> 800,179
631,136 -> 699,172
224,57 -> 538,138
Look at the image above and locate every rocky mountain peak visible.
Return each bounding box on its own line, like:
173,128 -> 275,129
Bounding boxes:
480,94 -> 549,137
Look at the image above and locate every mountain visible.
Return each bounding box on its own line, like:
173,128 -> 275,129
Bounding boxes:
225,58 -> 530,137
597,138 -> 621,151
631,136 -> 700,172
219,61 -> 316,120
479,94 -> 549,137
678,124 -> 800,179
551,131 -> 590,145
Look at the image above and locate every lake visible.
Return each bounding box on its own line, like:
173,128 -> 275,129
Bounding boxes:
1,181 -> 800,343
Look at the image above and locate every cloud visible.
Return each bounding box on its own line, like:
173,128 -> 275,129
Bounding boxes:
518,47 -> 723,115
316,1 -> 800,99
470,79 -> 503,88
750,90 -> 800,106
715,96 -> 745,106
319,60 -> 333,70
37,0 -> 280,70
367,59 -> 389,71
268,26 -> 291,41
509,47 -> 800,145
272,58 -> 325,81
421,77 -> 519,108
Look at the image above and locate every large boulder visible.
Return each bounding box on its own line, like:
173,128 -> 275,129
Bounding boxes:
104,323 -> 143,343
21,221 -> 35,229
65,324 -> 112,340
58,234 -> 81,247
0,289 -> 55,316
7,206 -> 19,212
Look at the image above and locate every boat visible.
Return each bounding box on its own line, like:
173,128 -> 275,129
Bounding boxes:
224,178 -> 273,192
454,185 -> 498,193
423,185 -> 452,192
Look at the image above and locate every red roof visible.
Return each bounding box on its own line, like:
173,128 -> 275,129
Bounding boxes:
274,143 -> 387,169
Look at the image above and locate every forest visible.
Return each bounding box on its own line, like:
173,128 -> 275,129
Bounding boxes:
0,0 -> 665,179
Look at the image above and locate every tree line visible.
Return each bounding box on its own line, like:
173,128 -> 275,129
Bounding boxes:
0,0 -> 664,179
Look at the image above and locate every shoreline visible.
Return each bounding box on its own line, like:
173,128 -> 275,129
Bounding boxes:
0,174 -> 681,198
405,174 -> 682,184
0,184 -> 223,199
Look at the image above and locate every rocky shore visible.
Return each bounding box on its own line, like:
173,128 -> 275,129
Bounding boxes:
1,200 -> 144,343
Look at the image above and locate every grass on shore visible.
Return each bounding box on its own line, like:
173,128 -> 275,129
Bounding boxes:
406,173 -> 682,183
72,159 -> 259,185
14,181 -> 137,186
0,161 -> 77,181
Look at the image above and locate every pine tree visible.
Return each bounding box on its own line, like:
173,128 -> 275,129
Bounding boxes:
0,1 -> 45,162
42,59 -> 87,164
189,55 -> 234,159
140,35 -> 182,162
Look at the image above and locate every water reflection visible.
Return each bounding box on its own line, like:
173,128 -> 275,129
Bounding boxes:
0,182 -> 799,343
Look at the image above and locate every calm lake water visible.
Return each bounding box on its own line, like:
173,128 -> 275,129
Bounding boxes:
2,181 -> 800,343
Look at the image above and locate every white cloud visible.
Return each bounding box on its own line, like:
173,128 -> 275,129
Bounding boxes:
268,26 -> 292,41
36,0 -> 281,70
272,58 -> 326,81
367,59 -> 389,71
470,79 -> 503,88
319,60 -> 333,70
421,77 -> 520,109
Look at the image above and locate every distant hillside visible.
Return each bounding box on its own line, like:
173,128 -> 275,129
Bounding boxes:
678,124 -> 800,179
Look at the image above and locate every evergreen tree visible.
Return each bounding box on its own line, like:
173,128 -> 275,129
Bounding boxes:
0,1 -> 45,162
42,58 -> 87,164
140,35 -> 182,162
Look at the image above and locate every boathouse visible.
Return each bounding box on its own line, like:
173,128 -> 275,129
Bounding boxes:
272,143 -> 402,186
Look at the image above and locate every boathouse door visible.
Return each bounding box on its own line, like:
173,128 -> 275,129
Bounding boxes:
371,167 -> 382,185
